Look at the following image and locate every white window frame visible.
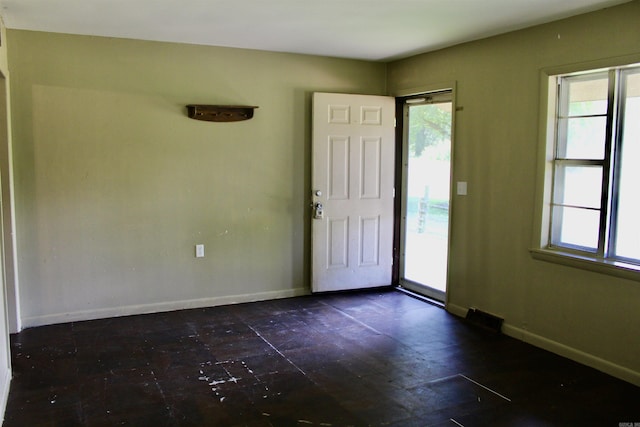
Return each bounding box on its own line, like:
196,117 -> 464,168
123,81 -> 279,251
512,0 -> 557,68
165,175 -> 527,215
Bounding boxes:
531,57 -> 640,282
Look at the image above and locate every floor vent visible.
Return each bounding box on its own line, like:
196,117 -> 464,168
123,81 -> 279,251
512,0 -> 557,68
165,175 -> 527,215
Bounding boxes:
465,308 -> 503,333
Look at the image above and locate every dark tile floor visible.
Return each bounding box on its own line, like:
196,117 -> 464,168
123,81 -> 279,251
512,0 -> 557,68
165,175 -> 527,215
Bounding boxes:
4,289 -> 640,426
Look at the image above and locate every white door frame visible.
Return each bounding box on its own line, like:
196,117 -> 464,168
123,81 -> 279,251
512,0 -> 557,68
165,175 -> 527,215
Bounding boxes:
393,84 -> 457,306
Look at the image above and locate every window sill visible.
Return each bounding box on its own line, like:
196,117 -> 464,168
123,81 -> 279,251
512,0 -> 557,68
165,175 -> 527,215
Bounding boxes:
529,248 -> 640,282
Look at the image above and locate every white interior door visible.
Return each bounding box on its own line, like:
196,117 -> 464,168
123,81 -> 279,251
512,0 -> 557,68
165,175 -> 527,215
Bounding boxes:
311,92 -> 395,292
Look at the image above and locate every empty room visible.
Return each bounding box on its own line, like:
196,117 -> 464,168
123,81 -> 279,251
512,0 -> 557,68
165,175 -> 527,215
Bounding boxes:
0,0 -> 638,425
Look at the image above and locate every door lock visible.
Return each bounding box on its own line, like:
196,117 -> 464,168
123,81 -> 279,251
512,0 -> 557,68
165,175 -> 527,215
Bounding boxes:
313,202 -> 324,219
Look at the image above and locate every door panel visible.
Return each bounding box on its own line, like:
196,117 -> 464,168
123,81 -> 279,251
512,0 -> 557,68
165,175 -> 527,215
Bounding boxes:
328,136 -> 349,199
312,92 -> 395,293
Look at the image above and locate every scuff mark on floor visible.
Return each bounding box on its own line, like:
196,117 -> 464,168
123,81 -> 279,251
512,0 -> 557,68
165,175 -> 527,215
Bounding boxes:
246,324 -> 308,377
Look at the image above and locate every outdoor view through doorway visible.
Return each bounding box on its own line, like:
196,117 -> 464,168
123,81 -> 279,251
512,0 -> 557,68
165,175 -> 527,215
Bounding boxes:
400,91 -> 453,302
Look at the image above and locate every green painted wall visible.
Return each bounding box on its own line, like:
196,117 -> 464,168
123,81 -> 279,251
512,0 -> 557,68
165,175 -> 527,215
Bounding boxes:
0,16 -> 13,414
7,30 -> 386,325
388,0 -> 640,382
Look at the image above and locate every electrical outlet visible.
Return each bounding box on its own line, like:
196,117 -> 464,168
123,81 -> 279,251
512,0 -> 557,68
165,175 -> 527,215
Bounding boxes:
195,244 -> 205,258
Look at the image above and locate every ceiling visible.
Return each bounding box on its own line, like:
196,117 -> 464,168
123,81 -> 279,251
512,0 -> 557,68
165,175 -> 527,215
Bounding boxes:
0,0 -> 631,61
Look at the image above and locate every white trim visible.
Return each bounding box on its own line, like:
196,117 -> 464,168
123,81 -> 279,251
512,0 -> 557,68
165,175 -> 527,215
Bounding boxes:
20,287 -> 308,329
530,247 -> 640,282
447,303 -> 640,386
531,55 -> 640,275
446,302 -> 467,318
390,81 -> 456,98
0,367 -> 10,424
502,324 -> 640,387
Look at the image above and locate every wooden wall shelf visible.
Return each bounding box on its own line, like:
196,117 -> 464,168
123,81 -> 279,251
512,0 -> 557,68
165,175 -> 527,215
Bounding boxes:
186,105 -> 258,122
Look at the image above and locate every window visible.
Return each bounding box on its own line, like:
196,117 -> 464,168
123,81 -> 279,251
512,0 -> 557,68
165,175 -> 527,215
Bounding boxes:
547,64 -> 640,266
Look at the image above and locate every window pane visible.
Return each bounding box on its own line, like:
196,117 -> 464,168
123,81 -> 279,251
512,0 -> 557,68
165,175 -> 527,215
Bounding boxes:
566,75 -> 608,116
613,71 -> 640,261
555,165 -> 602,208
553,206 -> 599,250
557,116 -> 606,159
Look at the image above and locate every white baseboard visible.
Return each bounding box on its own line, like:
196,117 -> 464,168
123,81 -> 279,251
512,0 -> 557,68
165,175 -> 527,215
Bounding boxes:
501,323 -> 640,386
21,287 -> 309,329
0,367 -> 11,424
447,303 -> 640,386
446,302 -> 467,318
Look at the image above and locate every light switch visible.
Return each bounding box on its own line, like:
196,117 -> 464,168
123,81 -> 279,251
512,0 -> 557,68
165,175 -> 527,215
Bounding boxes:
457,181 -> 468,196
195,244 -> 205,258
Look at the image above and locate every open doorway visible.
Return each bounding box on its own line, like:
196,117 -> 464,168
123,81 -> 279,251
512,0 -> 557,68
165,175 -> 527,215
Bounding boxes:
397,90 -> 453,302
